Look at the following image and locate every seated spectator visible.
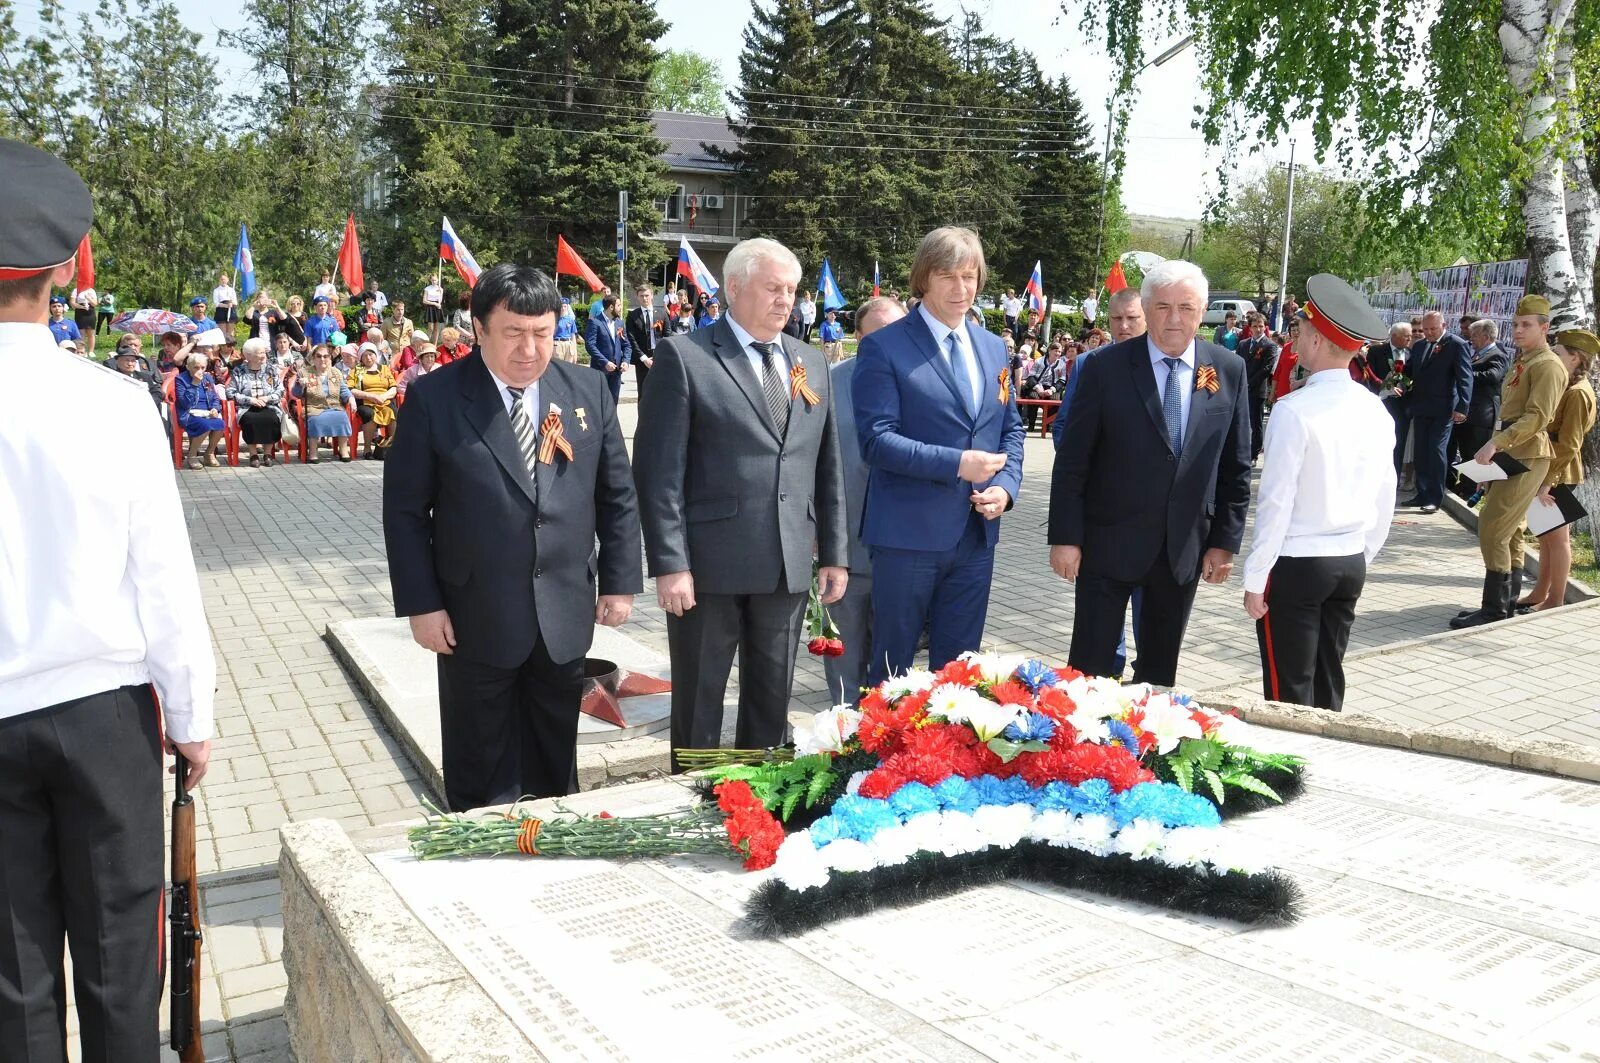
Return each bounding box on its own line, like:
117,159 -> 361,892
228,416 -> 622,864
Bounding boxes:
335,343 -> 359,376
227,337 -> 285,467
436,326 -> 471,363
347,343 -> 397,459
293,344 -> 354,463
391,329 -> 431,376
58,338 -> 84,356
156,331 -> 195,376
363,326 -> 391,362
398,342 -> 440,397
175,352 -> 225,468
271,330 -> 299,370
1021,340 -> 1069,430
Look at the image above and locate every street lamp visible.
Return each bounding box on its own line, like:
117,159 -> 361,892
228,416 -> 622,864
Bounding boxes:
1089,34 -> 1195,297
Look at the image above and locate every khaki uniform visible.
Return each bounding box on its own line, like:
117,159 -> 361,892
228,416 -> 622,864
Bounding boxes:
1478,344 -> 1565,570
1542,378 -> 1597,489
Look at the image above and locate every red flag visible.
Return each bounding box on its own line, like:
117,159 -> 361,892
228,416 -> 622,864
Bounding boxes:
336,214 -> 364,294
555,236 -> 605,292
1105,260 -> 1128,295
75,232 -> 95,292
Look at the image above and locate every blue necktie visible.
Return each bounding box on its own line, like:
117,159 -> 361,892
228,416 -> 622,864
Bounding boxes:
1162,357 -> 1185,456
947,333 -> 976,416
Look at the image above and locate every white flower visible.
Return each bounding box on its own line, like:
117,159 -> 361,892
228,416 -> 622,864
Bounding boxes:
1063,813 -> 1116,856
958,650 -> 1025,685
1201,837 -> 1267,877
934,811 -> 989,856
1112,818 -> 1167,861
879,667 -> 937,700
771,831 -> 832,891
1028,809 -> 1075,846
971,804 -> 1034,849
964,700 -> 1026,742
1060,675 -> 1126,719
866,824 -> 922,868
818,838 -> 877,874
793,706 -> 863,756
899,811 -> 946,856
1159,826 -> 1218,869
1209,711 -> 1252,746
844,770 -> 871,796
1066,705 -> 1112,744
925,683 -> 987,725
1138,693 -> 1203,755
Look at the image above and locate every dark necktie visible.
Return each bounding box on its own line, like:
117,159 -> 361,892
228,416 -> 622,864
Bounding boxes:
752,341 -> 790,435
1162,357 -> 1185,456
506,387 -> 540,499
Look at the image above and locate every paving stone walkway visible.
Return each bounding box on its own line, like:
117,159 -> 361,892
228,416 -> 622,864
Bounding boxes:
109,393 -> 1588,1062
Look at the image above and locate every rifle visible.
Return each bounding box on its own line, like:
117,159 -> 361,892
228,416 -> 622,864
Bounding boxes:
169,751 -> 205,1063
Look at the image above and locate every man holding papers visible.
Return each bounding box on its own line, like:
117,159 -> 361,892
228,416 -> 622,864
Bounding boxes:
1241,275 -> 1395,711
1450,295 -> 1567,629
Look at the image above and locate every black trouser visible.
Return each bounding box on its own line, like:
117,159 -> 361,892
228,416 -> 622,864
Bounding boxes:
666,589 -> 806,770
0,686 -> 165,1063
1248,389 -> 1267,458
436,639 -> 583,812
1256,553 -> 1366,712
1069,553 -> 1200,688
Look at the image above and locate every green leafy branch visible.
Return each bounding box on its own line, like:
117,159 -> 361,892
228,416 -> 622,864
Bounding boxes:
1153,737 -> 1305,807
703,753 -> 839,822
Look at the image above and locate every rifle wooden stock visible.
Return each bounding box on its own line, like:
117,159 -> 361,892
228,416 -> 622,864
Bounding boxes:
169,752 -> 205,1063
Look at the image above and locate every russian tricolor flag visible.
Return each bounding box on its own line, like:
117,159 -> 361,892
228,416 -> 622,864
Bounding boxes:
676,236 -> 719,296
1023,260 -> 1046,324
440,216 -> 481,288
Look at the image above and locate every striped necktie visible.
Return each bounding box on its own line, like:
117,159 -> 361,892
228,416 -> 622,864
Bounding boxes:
752,341 -> 790,435
1161,357 -> 1185,456
505,387 -> 541,491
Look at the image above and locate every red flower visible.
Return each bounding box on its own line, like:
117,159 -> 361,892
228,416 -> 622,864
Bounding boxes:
857,767 -> 906,799
1054,666 -> 1085,683
1191,709 -> 1222,736
715,779 -> 759,815
989,680 -> 1035,708
1033,686 -> 1076,724
933,659 -> 984,687
714,779 -> 786,869
859,689 -> 889,715
597,811 -> 614,819
807,637 -> 829,656
824,638 -> 846,657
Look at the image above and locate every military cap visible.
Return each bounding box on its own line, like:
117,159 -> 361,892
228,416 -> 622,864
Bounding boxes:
1297,273 -> 1387,352
1555,329 -> 1599,358
0,139 -> 92,281
1516,294 -> 1551,318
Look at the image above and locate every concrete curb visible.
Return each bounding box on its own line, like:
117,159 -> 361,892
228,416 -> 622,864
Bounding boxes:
1438,490 -> 1596,603
1196,686 -> 1600,784
1340,594 -> 1600,664
324,625 -> 448,807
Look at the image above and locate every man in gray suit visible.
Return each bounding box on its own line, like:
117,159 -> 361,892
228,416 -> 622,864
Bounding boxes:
634,238 -> 849,767
825,296 -> 906,704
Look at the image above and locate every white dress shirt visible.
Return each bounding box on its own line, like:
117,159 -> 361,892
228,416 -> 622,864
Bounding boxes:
918,303 -> 982,412
0,323 -> 215,742
1242,369 -> 1399,593
486,365 -> 540,421
1147,335 -> 1196,434
212,284 -> 238,308
314,282 -> 339,304
725,313 -> 792,389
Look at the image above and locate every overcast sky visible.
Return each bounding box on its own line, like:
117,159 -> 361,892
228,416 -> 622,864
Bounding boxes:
30,0 -> 1304,220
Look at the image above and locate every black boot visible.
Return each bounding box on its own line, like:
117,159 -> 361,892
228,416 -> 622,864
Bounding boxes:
1450,571 -> 1512,629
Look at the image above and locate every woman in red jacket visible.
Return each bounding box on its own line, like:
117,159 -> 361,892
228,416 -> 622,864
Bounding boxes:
1272,319 -> 1301,399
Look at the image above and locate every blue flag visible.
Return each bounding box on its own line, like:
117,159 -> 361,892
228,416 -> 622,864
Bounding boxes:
818,257 -> 845,311
233,224 -> 257,298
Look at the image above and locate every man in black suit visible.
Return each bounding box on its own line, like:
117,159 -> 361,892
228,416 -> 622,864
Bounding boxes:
1401,310 -> 1473,513
1236,312 -> 1278,459
384,263 -> 642,811
1365,321 -> 1413,473
1451,317 -> 1510,492
1048,260 -> 1252,687
634,237 -> 848,769
625,282 -> 659,393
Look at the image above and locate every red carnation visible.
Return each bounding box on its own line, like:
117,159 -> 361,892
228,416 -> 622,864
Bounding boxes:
715,779 -> 759,815
989,680 -> 1034,707
857,767 -> 906,799
1033,686 -> 1075,723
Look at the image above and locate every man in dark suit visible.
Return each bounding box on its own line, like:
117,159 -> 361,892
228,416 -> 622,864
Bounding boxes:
1451,317 -> 1510,492
634,238 -> 848,768
1365,321 -> 1413,473
1048,260 -> 1252,687
384,263 -> 642,811
854,226 -> 1026,682
1401,310 -> 1473,513
1236,312 -> 1279,459
584,293 -> 631,406
625,282 -> 659,393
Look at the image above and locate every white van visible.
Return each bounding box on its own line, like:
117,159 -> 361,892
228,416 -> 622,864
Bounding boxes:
1202,298 -> 1256,327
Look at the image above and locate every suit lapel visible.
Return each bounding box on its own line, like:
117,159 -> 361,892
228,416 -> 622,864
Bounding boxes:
712,317 -> 780,441
1129,343 -> 1174,454
532,366 -> 572,501
1176,346 -> 1217,478
907,310 -> 973,419
462,356 -> 539,508
780,335 -> 809,439
966,322 -> 1000,427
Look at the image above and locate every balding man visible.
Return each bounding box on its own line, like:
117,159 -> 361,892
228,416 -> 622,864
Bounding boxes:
1049,260 -> 1252,687
1400,310 -> 1472,513
824,296 -> 907,702
1052,285 -> 1145,449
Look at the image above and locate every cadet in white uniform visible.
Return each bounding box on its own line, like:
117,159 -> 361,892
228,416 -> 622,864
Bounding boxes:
0,138 -> 215,1061
1241,274 -> 1396,711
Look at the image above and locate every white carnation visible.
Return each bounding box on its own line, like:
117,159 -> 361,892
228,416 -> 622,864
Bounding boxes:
1159,826 -> 1219,869
899,811 -> 946,856
971,803 -> 1034,849
1028,809 -> 1075,846
865,824 -> 922,868
844,770 -> 871,796
1111,818 -> 1167,861
934,811 -> 989,856
1063,813 -> 1116,856
819,838 -> 878,874
771,831 -> 832,891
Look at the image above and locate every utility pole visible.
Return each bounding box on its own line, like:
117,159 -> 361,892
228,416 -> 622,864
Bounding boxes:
1275,140 -> 1297,332
617,190 -> 628,314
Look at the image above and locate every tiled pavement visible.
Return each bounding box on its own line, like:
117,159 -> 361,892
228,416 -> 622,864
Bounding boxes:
103,393 -> 1582,1062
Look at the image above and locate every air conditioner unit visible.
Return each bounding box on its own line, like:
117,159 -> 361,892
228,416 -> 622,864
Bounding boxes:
701,194 -> 725,210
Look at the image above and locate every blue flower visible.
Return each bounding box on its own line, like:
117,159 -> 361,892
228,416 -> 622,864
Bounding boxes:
1034,781 -> 1078,812
809,816 -> 842,847
1112,781 -> 1220,829
1007,712 -> 1056,743
829,795 -> 900,841
1013,659 -> 1059,693
1105,717 -> 1141,755
972,774 -> 1030,806
933,776 -> 981,813
888,782 -> 941,819
1062,778 -> 1115,816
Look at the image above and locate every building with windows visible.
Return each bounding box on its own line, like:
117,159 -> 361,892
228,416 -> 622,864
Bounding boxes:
649,111 -> 748,285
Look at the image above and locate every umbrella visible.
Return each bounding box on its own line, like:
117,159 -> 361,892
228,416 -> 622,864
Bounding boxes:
110,309 -> 199,335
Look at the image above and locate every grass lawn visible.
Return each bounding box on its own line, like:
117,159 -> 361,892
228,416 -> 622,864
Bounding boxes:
1573,532 -> 1598,590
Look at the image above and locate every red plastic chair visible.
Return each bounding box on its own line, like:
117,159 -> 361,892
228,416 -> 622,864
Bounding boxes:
162,377 -> 183,470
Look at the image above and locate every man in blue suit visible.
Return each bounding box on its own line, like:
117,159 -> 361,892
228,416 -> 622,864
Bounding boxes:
584,293 -> 631,405
1400,309 -> 1472,513
854,227 -> 1026,683
1049,260 -> 1252,688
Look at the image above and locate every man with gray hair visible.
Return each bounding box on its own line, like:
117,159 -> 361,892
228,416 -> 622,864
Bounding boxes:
634,237 -> 848,766
824,296 -> 906,702
1048,259 -> 1252,687
1451,317 -> 1509,495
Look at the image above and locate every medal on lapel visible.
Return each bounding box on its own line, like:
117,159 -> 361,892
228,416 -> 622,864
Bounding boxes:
537,402 -> 575,464
1195,365 -> 1219,393
575,407 -> 589,432
790,365 -> 821,406
997,367 -> 1011,405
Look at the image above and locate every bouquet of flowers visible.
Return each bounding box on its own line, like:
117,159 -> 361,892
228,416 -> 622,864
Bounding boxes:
1381,356 -> 1410,396
804,562 -> 844,658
